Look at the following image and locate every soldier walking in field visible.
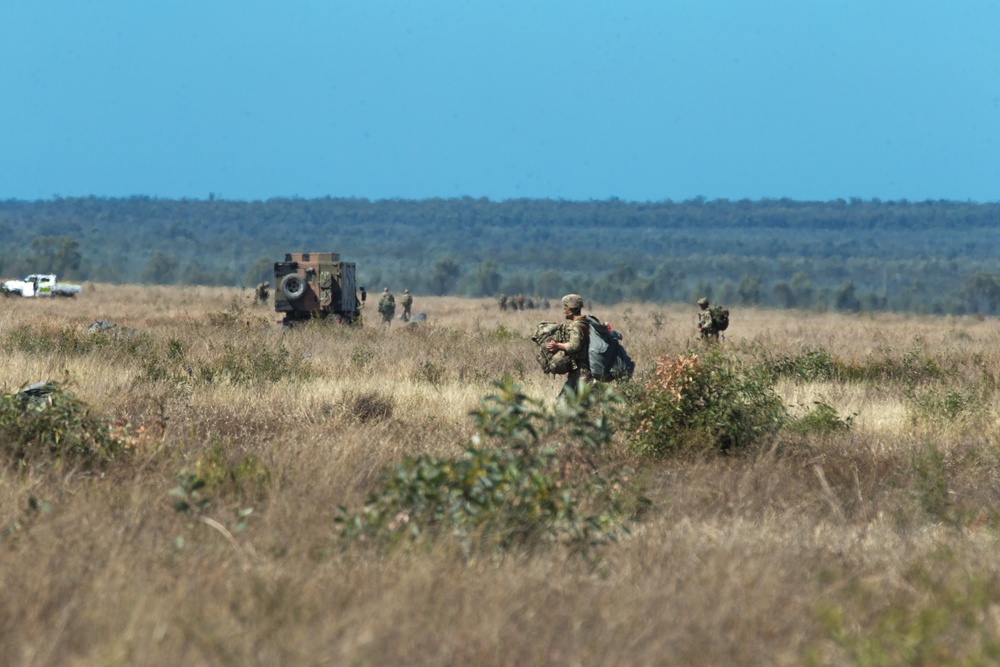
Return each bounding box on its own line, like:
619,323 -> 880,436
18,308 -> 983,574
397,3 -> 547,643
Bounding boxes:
400,289 -> 413,321
498,294 -> 508,311
358,285 -> 367,308
255,281 -> 270,305
515,293 -> 525,311
696,297 -> 720,342
378,287 -> 396,325
545,294 -> 593,397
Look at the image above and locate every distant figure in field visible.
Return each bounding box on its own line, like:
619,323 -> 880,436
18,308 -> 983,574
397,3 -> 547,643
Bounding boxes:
358,285 -> 367,308
255,281 -> 269,305
400,289 -> 413,321
696,297 -> 722,342
544,294 -> 594,398
515,293 -> 525,311
378,287 -> 396,325
498,294 -> 508,311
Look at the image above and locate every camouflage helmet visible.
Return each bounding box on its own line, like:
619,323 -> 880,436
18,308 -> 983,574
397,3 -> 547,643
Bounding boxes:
383,287 -> 389,292
697,297 -> 710,307
404,289 -> 409,294
561,294 -> 584,310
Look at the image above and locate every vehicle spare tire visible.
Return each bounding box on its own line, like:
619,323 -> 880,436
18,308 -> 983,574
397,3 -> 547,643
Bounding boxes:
280,274 -> 306,300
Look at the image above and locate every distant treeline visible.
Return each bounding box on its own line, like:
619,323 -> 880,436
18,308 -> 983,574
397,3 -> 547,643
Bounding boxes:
2,196 -> 1000,314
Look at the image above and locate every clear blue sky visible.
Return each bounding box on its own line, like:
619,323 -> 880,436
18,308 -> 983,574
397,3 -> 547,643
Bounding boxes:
2,1 -> 998,202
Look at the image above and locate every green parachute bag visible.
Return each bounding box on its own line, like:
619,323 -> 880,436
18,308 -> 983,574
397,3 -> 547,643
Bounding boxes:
531,321 -> 574,375
709,305 -> 730,331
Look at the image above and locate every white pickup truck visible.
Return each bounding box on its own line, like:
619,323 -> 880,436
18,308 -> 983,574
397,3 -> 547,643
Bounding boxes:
1,274 -> 82,298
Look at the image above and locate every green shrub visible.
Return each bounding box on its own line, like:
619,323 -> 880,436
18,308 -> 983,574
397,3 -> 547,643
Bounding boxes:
0,380 -> 129,469
195,440 -> 271,501
336,381 -> 643,554
787,402 -> 854,434
625,347 -> 787,456
909,386 -> 988,425
761,346 -> 838,382
197,342 -> 313,386
350,346 -> 374,368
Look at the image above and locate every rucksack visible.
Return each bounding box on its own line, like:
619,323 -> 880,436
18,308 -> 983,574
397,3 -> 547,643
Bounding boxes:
583,316 -> 635,382
531,321 -> 573,375
709,305 -> 730,332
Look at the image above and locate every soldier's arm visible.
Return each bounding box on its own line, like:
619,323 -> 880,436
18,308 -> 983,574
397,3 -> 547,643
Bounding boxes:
550,320 -> 586,354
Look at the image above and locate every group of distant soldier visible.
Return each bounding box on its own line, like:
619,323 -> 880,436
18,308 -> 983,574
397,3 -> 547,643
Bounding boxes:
375,287 -> 413,325
498,293 -> 550,312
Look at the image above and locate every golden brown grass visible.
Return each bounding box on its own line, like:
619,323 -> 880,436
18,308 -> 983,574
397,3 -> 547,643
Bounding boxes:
4,286 -> 1000,665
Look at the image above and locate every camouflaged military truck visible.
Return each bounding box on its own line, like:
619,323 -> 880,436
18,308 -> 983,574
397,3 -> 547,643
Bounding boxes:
273,252 -> 360,326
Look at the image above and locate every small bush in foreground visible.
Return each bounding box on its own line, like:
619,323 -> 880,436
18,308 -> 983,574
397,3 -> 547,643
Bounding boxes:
626,347 -> 787,456
0,380 -> 130,469
336,381 -> 642,555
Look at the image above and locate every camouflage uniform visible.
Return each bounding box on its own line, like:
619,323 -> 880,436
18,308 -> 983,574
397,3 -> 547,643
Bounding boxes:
546,294 -> 593,397
697,297 -> 719,341
400,289 -> 413,321
498,294 -> 508,311
561,316 -> 593,396
378,288 -> 396,324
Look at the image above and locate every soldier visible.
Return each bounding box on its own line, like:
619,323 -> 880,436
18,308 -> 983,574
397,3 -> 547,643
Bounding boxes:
400,289 -> 413,321
358,285 -> 367,308
498,293 -> 508,312
515,293 -> 525,311
545,294 -> 593,397
255,281 -> 269,305
378,287 -> 396,325
696,297 -> 719,341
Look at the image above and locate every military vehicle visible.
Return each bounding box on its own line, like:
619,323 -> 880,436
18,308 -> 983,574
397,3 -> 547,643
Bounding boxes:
273,252 -> 360,326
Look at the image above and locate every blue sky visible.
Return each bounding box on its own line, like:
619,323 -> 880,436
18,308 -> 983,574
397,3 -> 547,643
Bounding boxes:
2,1 -> 998,202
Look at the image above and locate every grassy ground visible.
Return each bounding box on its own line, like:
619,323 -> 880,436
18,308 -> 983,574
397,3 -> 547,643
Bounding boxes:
3,285 -> 1000,666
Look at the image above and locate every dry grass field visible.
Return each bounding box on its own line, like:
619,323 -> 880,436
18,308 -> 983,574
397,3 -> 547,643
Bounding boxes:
4,285 -> 1000,666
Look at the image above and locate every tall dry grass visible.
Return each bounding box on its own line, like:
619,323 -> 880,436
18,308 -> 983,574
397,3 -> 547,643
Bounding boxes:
3,286 -> 1000,665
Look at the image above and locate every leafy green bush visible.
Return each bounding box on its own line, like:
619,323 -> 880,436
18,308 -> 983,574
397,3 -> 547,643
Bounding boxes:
626,347 -> 787,456
787,402 -> 854,434
761,346 -> 839,382
336,381 -> 643,554
0,380 -> 129,469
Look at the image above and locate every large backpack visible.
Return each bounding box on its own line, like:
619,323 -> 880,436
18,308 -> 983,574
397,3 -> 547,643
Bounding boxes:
583,316 -> 635,382
531,321 -> 573,375
709,305 -> 730,332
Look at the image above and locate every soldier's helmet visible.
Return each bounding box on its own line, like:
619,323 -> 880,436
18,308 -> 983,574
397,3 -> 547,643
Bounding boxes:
561,294 -> 584,309
697,297 -> 710,307
383,287 -> 389,292
404,289 -> 409,294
